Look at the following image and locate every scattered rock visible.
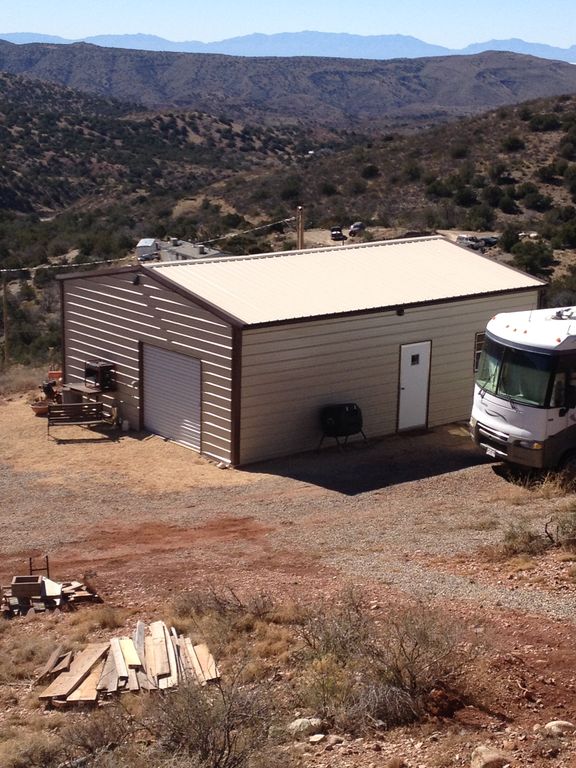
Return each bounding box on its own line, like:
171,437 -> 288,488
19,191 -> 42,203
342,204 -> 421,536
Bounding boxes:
470,745 -> 510,768
287,717 -> 323,738
324,735 -> 344,747
544,720 -> 575,737
385,759 -> 407,768
308,734 -> 325,744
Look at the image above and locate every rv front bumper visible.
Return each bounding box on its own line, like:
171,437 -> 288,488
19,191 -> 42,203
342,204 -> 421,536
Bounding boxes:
470,418 -> 546,468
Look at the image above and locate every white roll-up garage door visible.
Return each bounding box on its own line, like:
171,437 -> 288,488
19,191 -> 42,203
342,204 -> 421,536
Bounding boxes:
143,345 -> 202,451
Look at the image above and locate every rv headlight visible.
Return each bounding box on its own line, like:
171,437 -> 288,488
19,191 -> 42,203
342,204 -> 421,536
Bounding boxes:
516,439 -> 543,450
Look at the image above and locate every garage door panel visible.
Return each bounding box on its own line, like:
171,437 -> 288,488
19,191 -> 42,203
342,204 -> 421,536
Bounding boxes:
143,345 -> 201,451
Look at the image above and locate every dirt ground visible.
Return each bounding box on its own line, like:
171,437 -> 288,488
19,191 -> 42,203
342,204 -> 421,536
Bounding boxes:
3,393 -> 576,766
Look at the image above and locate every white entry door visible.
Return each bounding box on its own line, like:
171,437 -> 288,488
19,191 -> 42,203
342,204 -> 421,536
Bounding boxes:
143,345 -> 202,451
398,341 -> 431,431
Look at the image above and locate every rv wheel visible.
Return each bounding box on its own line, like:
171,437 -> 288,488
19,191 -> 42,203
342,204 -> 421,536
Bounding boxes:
559,451 -> 576,476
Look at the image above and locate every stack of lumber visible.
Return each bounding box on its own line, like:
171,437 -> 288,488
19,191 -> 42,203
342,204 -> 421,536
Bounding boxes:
1,576 -> 100,617
38,621 -> 219,706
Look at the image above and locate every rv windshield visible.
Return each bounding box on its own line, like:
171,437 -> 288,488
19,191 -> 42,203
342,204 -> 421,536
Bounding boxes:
476,337 -> 554,406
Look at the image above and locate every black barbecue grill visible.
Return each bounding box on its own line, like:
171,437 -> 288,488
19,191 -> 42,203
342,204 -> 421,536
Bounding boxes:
317,403 -> 367,451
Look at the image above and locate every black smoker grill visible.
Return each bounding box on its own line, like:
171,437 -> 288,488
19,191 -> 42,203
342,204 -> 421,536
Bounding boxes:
84,360 -> 116,392
318,403 -> 367,451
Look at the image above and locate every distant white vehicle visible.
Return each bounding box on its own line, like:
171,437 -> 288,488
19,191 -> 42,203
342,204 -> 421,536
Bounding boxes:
348,221 -> 365,237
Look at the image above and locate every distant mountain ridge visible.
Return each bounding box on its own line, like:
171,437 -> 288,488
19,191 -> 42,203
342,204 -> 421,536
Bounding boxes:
1,30 -> 576,62
1,41 -> 576,131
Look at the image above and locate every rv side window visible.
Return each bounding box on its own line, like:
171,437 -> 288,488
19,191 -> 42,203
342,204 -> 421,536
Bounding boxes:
474,332 -> 485,371
551,372 -> 566,408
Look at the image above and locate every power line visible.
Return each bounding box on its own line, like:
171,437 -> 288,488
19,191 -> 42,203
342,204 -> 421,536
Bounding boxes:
0,215 -> 299,275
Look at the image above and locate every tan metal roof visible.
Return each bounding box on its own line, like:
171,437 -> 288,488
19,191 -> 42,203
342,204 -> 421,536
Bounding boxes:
148,237 -> 544,325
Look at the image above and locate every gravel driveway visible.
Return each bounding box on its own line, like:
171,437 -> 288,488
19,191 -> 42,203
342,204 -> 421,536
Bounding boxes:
2,398 -> 575,624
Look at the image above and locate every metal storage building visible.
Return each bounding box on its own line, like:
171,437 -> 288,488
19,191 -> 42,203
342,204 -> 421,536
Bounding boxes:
59,236 -> 544,465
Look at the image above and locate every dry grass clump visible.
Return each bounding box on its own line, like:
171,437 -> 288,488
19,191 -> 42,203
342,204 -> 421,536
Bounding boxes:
67,605 -> 125,641
502,467 -> 576,498
0,364 -> 46,397
500,520 -> 551,558
550,502 -> 576,550
169,586 -> 303,665
0,731 -> 63,768
0,629 -> 55,684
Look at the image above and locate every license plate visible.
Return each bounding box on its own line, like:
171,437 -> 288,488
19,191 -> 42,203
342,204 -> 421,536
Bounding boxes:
485,447 -> 497,458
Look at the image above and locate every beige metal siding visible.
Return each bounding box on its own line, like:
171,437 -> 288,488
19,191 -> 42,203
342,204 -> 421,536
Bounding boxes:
62,271 -> 233,463
239,291 -> 540,464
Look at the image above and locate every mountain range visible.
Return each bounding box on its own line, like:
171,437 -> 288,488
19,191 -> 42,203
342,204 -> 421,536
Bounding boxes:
2,41 -> 576,131
1,31 -> 576,63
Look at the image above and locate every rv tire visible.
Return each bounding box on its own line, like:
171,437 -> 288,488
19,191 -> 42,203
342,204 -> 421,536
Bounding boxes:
559,450 -> 576,475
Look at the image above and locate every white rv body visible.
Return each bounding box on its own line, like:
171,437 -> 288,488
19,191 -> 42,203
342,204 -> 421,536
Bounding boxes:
470,306 -> 576,468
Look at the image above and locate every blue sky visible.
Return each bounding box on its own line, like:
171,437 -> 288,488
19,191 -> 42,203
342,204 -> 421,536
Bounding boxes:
2,0 -> 576,49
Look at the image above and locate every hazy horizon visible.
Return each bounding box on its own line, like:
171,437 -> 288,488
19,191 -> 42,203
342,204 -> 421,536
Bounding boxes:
2,0 -> 576,50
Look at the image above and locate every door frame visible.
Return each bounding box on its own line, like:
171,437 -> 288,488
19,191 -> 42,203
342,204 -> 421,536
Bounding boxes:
396,339 -> 432,431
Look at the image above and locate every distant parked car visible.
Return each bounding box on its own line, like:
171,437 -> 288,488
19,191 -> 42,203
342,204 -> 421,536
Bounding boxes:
137,252 -> 161,263
456,234 -> 484,251
480,236 -> 499,248
348,221 -> 366,237
330,226 -> 347,242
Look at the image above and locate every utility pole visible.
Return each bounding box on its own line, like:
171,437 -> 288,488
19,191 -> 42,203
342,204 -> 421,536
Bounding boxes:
296,206 -> 304,250
2,273 -> 8,368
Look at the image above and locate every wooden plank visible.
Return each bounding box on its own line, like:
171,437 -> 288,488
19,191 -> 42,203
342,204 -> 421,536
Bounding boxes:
127,668 -> 140,692
193,643 -> 219,682
163,624 -> 179,688
182,638 -> 206,685
37,645 -> 64,683
133,621 -> 146,661
171,634 -> 185,681
109,637 -> 129,681
52,651 -> 73,675
176,638 -> 194,681
96,651 -> 118,693
143,636 -> 158,690
39,643 -> 109,700
150,622 -> 170,679
42,578 -> 62,599
144,635 -> 156,678
119,637 -> 141,669
67,661 -> 104,703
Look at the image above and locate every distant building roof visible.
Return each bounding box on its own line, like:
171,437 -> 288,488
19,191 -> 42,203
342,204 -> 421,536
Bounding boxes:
148,236 -> 544,326
137,238 -> 157,248
158,239 -> 222,261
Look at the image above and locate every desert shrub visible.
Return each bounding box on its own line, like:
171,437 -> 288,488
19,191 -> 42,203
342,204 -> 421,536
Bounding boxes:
500,520 -> 551,557
145,678 -> 273,768
550,503 -> 576,549
297,590 -> 471,733
59,705 -> 131,763
502,135 -> 525,152
511,240 -> 554,277
299,587 -> 371,664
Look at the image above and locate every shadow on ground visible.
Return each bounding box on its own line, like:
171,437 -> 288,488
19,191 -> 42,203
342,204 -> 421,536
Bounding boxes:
242,423 -> 492,495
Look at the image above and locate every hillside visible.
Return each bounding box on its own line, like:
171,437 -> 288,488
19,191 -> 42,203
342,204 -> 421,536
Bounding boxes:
0,71 -> 314,222
5,78 -> 576,363
2,41 -> 576,129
